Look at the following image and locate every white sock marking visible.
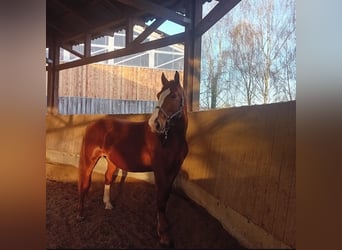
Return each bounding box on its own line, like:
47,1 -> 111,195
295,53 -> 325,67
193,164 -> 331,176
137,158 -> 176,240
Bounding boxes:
103,184 -> 113,209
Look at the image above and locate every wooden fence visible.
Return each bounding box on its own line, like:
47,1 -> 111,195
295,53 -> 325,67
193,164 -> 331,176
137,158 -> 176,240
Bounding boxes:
59,64 -> 183,99
57,64 -> 183,114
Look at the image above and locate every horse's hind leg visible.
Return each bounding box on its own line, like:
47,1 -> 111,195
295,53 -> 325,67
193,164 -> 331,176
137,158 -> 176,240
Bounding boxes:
103,159 -> 117,210
78,152 -> 100,219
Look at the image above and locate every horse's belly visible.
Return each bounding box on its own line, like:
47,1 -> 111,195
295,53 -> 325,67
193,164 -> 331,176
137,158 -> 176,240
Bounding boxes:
108,150 -> 153,172
123,167 -> 153,173
116,162 -> 153,172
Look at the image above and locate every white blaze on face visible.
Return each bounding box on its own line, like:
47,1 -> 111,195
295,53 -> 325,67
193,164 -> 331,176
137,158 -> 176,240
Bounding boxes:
148,88 -> 171,132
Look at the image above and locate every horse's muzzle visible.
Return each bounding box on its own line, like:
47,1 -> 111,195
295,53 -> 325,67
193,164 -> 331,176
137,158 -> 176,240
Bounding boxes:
155,119 -> 167,134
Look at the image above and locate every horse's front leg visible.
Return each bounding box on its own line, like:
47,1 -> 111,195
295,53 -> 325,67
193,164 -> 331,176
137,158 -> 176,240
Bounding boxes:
154,169 -> 180,247
156,187 -> 172,247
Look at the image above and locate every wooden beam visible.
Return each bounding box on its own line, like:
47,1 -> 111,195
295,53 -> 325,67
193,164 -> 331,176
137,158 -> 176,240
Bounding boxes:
61,44 -> 84,58
117,0 -> 191,26
47,22 -> 68,37
59,1 -> 171,44
183,0 -> 202,112
103,0 -> 122,15
56,32 -> 185,71
47,43 -> 60,114
84,33 -> 91,57
62,19 -> 127,44
131,18 -> 165,45
52,0 -> 91,28
99,29 -> 117,37
126,18 -> 134,46
195,0 -> 241,37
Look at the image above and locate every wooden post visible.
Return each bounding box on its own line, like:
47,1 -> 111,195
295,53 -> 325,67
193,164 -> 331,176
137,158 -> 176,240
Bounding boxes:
183,0 -> 202,112
126,18 -> 134,46
84,33 -> 91,57
47,43 -> 60,114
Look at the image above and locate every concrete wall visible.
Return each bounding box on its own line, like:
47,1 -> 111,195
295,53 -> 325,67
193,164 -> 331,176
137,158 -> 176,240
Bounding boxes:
175,101 -> 296,249
46,101 -> 295,249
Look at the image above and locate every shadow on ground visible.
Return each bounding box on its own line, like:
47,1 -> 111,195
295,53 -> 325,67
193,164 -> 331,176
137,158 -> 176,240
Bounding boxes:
46,163 -> 245,249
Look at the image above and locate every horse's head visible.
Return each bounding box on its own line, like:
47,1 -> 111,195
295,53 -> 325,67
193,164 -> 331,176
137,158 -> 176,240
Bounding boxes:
148,71 -> 186,135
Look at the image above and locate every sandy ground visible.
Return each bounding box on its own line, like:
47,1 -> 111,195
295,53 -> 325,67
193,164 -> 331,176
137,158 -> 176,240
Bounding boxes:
46,163 -> 245,249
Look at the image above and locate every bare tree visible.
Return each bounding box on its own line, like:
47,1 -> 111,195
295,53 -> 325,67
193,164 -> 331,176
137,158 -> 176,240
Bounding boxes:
200,0 -> 296,108
229,0 -> 296,104
200,11 -> 232,109
229,21 -> 262,105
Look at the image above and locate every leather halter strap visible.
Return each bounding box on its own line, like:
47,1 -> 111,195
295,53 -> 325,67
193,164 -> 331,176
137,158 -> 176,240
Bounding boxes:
155,95 -> 184,139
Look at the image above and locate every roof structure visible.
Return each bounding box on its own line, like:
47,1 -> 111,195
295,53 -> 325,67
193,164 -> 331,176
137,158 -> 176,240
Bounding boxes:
47,0 -> 189,47
46,0 -> 241,112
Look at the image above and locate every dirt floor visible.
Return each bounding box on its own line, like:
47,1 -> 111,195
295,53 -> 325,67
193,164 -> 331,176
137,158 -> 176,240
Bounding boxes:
46,163 -> 245,249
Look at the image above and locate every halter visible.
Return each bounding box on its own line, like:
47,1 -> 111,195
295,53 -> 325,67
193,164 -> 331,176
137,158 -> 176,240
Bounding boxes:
155,95 -> 184,140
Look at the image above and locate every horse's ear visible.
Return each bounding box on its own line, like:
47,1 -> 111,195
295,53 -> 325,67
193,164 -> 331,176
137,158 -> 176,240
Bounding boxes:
174,71 -> 180,84
161,72 -> 168,86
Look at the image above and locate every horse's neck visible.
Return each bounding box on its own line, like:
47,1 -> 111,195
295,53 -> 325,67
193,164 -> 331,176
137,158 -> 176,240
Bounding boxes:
176,111 -> 188,137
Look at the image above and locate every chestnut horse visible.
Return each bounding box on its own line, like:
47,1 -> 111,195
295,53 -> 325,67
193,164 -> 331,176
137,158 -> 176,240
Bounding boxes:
78,71 -> 188,246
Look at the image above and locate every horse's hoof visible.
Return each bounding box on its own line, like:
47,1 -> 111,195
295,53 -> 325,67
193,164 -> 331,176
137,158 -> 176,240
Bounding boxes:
104,202 -> 113,210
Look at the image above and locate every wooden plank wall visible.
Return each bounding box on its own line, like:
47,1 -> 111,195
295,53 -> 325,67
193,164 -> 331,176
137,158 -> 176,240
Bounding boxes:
180,101 -> 296,248
59,64 -> 183,100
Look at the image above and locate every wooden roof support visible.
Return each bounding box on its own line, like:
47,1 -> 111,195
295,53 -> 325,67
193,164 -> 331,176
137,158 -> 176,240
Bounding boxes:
183,0 -> 202,112
62,19 -> 127,44
56,32 -> 185,71
46,43 -> 60,114
117,0 -> 191,27
46,0 -> 241,114
195,0 -> 241,37
47,22 -> 68,37
52,0 -> 92,28
103,0 -> 122,15
183,0 -> 242,111
131,18 -> 165,45
84,33 -> 92,57
58,0 -> 185,45
126,18 -> 134,46
61,44 -> 84,59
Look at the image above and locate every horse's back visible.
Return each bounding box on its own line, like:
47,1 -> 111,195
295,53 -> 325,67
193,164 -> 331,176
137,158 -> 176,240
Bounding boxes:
86,117 -> 140,132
